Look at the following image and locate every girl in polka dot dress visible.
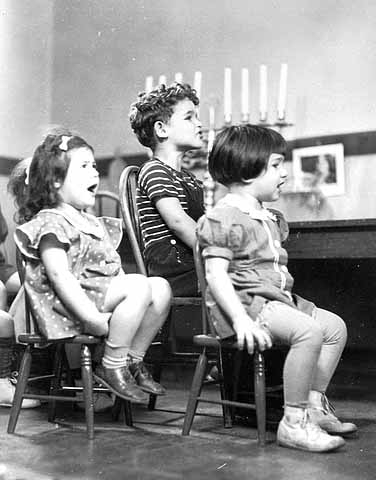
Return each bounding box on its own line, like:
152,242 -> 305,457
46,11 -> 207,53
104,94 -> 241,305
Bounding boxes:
11,133 -> 172,404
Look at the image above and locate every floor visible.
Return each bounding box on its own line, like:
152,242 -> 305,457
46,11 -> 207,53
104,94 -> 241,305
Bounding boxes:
0,349 -> 375,480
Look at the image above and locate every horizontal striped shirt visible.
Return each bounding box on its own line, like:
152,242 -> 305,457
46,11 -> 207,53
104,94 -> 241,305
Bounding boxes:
136,159 -> 202,251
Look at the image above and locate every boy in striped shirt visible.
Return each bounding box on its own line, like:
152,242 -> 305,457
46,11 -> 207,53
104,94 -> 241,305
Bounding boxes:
129,83 -> 204,296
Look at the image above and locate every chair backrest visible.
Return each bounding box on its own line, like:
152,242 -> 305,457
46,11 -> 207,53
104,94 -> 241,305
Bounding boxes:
193,240 -> 212,336
95,190 -> 121,218
118,165 -> 147,275
15,247 -> 40,335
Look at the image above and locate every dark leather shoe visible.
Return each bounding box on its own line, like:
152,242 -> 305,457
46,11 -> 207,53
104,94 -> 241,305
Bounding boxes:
94,365 -> 148,404
129,361 -> 166,395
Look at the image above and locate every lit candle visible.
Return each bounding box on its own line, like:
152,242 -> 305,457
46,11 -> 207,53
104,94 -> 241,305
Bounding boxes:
174,72 -> 183,83
193,71 -> 202,99
224,67 -> 232,124
158,74 -> 167,86
207,105 -> 216,153
241,68 -> 249,122
145,75 -> 153,93
277,63 -> 288,121
259,65 -> 267,122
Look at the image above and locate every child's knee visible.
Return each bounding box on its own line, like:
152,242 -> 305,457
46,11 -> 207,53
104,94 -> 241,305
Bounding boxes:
149,277 -> 172,308
293,321 -> 323,350
129,274 -> 152,302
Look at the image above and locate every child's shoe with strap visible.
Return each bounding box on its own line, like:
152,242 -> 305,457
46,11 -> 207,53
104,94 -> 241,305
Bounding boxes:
277,409 -> 345,452
308,393 -> 357,436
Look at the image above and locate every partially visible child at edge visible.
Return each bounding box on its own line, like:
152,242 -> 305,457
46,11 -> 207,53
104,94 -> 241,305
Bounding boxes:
0,202 -> 21,310
7,133 -> 172,405
129,82 -> 205,297
197,124 -> 357,453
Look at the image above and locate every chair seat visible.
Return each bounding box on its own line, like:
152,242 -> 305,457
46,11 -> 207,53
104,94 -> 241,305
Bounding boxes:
17,333 -> 101,345
193,334 -> 238,349
172,297 -> 202,306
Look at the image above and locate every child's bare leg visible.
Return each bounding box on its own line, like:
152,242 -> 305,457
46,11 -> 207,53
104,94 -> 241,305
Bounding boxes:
94,273 -> 153,403
127,277 -> 171,395
129,277 -> 171,355
307,308 -> 356,434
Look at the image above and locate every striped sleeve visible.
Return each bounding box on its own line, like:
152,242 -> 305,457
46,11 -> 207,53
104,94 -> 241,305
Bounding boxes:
139,161 -> 179,203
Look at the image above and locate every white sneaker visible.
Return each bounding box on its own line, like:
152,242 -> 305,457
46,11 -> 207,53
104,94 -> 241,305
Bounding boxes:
0,377 -> 41,409
308,395 -> 357,435
277,410 -> 345,452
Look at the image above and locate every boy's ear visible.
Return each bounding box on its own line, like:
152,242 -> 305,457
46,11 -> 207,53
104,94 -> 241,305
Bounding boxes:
153,120 -> 169,140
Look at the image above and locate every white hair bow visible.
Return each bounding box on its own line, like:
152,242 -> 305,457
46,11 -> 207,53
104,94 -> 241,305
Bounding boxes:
59,135 -> 72,151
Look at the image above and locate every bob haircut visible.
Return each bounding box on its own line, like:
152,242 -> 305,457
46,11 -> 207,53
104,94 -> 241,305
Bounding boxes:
129,82 -> 199,149
13,134 -> 93,223
208,124 -> 286,187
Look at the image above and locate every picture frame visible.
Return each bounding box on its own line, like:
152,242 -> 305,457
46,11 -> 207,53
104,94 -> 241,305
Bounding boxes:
291,143 -> 345,196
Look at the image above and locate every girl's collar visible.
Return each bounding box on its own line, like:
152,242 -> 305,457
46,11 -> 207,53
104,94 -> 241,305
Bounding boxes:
44,203 -> 104,237
217,193 -> 277,221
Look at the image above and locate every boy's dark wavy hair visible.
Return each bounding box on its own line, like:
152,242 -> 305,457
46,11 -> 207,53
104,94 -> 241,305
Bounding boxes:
8,133 -> 93,224
129,82 -> 199,149
208,124 -> 287,186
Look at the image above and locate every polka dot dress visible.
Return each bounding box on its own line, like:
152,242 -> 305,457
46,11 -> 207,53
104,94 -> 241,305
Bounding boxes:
15,209 -> 123,339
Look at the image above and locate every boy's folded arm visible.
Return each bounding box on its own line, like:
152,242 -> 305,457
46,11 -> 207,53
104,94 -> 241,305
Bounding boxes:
39,234 -> 109,336
155,197 -> 197,248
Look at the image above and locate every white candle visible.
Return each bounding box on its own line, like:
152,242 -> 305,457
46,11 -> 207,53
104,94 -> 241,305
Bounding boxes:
145,75 -> 153,93
193,71 -> 202,99
174,72 -> 183,83
209,105 -> 215,130
158,75 -> 167,86
224,67 -> 232,124
277,63 -> 288,120
259,65 -> 267,122
241,68 -> 249,122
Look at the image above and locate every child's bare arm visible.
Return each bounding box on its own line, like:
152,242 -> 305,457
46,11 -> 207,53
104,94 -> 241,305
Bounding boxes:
39,234 -> 110,336
155,197 -> 197,248
205,257 -> 272,354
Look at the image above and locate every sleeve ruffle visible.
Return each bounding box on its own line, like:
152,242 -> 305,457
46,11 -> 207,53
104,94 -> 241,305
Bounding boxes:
197,208 -> 248,261
14,213 -> 73,261
99,217 -> 123,250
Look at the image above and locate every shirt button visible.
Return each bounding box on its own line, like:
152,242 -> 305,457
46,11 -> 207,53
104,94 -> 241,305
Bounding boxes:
274,240 -> 281,248
170,239 -> 176,245
281,265 -> 288,272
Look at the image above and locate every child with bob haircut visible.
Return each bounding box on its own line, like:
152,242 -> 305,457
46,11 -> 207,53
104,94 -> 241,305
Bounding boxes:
10,132 -> 172,404
197,124 -> 356,452
129,82 -> 204,296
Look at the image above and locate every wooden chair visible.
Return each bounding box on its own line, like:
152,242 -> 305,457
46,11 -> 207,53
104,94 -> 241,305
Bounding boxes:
118,166 -> 202,359
95,190 -> 121,218
7,249 -> 133,440
182,241 -> 283,446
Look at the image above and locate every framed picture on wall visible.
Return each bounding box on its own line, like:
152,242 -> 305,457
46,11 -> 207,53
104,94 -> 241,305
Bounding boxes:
292,143 -> 345,196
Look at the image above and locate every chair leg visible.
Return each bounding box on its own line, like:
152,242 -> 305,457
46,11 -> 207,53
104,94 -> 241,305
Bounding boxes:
254,350 -> 266,446
148,359 -> 162,411
182,350 -> 208,435
218,348 -> 233,428
81,345 -> 95,440
48,344 -> 64,423
7,345 -> 32,434
112,397 -> 133,427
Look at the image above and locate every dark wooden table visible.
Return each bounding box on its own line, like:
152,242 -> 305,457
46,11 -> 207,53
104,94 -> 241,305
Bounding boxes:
285,218 -> 376,350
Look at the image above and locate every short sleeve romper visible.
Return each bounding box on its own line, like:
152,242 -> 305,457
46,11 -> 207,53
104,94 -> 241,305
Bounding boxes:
197,196 -> 314,339
14,208 -> 123,340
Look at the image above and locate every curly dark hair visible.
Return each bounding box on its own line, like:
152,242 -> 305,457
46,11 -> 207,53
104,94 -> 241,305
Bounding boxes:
208,124 -> 287,187
129,82 -> 199,149
8,133 -> 93,224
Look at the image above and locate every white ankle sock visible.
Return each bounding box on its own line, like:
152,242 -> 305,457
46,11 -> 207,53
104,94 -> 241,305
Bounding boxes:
308,390 -> 324,408
284,406 -> 306,424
